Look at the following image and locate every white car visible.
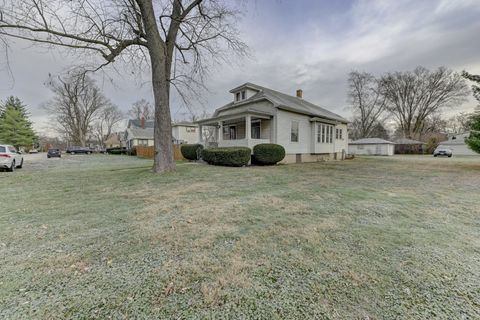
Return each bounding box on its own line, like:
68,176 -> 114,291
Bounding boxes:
0,144 -> 24,172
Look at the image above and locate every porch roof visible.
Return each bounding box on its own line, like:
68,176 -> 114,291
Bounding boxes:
196,109 -> 273,126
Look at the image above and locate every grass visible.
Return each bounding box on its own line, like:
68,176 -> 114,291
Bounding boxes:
0,154 -> 479,319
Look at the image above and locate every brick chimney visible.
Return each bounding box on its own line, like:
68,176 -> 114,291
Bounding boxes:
140,117 -> 145,129
296,89 -> 303,98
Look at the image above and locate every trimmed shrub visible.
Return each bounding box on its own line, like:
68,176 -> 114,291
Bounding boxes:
252,143 -> 285,165
181,144 -> 204,160
202,147 -> 251,167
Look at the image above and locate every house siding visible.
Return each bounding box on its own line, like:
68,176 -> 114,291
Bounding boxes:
276,109 -> 312,154
173,126 -> 198,144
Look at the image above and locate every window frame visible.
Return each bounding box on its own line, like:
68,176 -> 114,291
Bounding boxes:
290,121 -> 299,142
251,121 -> 261,139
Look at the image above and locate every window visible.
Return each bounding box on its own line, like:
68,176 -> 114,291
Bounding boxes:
0,146 -> 5,153
235,91 -> 246,102
336,128 -> 343,140
186,127 -> 196,133
137,139 -> 149,146
317,123 -> 334,144
224,125 -> 237,139
291,121 -> 299,142
251,121 -> 261,139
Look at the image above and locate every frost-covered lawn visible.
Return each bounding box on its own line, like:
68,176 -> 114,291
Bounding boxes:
1,154 -> 479,319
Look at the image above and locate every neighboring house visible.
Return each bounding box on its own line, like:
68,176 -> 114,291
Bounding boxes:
104,132 -> 122,148
196,83 -> 349,163
124,118 -> 198,149
394,138 -> 426,154
438,132 -> 478,156
349,138 -> 395,156
172,121 -> 199,144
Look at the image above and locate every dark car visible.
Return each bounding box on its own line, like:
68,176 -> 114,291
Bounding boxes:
47,148 -> 61,158
433,147 -> 452,157
66,146 -> 92,155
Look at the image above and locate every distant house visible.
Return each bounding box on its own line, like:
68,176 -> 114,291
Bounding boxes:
348,138 -> 395,156
172,121 -> 199,144
438,132 -> 478,156
394,138 -> 426,154
124,118 -> 198,150
104,132 -> 122,148
196,83 -> 349,163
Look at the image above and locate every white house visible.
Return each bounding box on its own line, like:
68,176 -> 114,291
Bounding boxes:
196,83 -> 349,163
172,121 -> 199,144
124,119 -> 198,150
438,132 -> 478,156
349,138 -> 395,156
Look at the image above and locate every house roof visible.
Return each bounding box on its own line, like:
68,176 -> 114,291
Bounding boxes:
213,82 -> 348,123
127,127 -> 154,140
394,138 -> 425,145
172,121 -> 197,127
349,138 -> 394,145
128,119 -> 154,129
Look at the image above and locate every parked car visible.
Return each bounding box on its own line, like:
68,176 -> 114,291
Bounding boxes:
0,144 -> 24,172
433,147 -> 452,157
29,149 -> 39,154
66,146 -> 92,155
47,148 -> 62,158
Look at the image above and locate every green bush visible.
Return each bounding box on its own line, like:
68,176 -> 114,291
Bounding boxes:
252,143 -> 286,165
201,147 -> 251,167
181,144 -> 204,160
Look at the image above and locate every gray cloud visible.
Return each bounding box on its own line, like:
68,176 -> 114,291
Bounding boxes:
0,0 -> 479,134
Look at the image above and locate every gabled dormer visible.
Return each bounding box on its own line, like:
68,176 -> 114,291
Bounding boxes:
229,83 -> 261,103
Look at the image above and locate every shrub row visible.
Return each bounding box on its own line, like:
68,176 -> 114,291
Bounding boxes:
181,144 -> 204,160
199,144 -> 285,167
202,147 -> 251,167
252,143 -> 285,165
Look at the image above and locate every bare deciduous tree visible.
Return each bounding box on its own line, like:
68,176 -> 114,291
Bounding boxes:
94,104 -> 124,147
44,74 -> 111,146
347,71 -> 388,139
0,0 -> 247,172
380,66 -> 469,139
129,99 -> 154,120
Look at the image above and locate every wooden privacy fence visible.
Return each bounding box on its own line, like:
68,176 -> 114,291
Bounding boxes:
136,145 -> 185,161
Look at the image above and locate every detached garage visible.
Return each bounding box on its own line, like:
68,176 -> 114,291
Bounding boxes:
348,138 -> 395,156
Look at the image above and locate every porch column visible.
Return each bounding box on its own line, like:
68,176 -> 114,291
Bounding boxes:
245,115 -> 251,140
198,124 -> 203,144
217,121 -> 223,143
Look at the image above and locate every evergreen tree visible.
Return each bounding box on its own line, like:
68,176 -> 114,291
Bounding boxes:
0,97 -> 36,148
462,72 -> 480,154
465,108 -> 480,153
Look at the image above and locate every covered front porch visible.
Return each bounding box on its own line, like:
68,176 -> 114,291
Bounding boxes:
197,112 -> 273,150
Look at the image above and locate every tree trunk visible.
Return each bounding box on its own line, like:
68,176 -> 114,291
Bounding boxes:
151,61 -> 175,172
138,0 -> 175,173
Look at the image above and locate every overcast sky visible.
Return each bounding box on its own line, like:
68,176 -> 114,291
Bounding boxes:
1,0 -> 479,135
